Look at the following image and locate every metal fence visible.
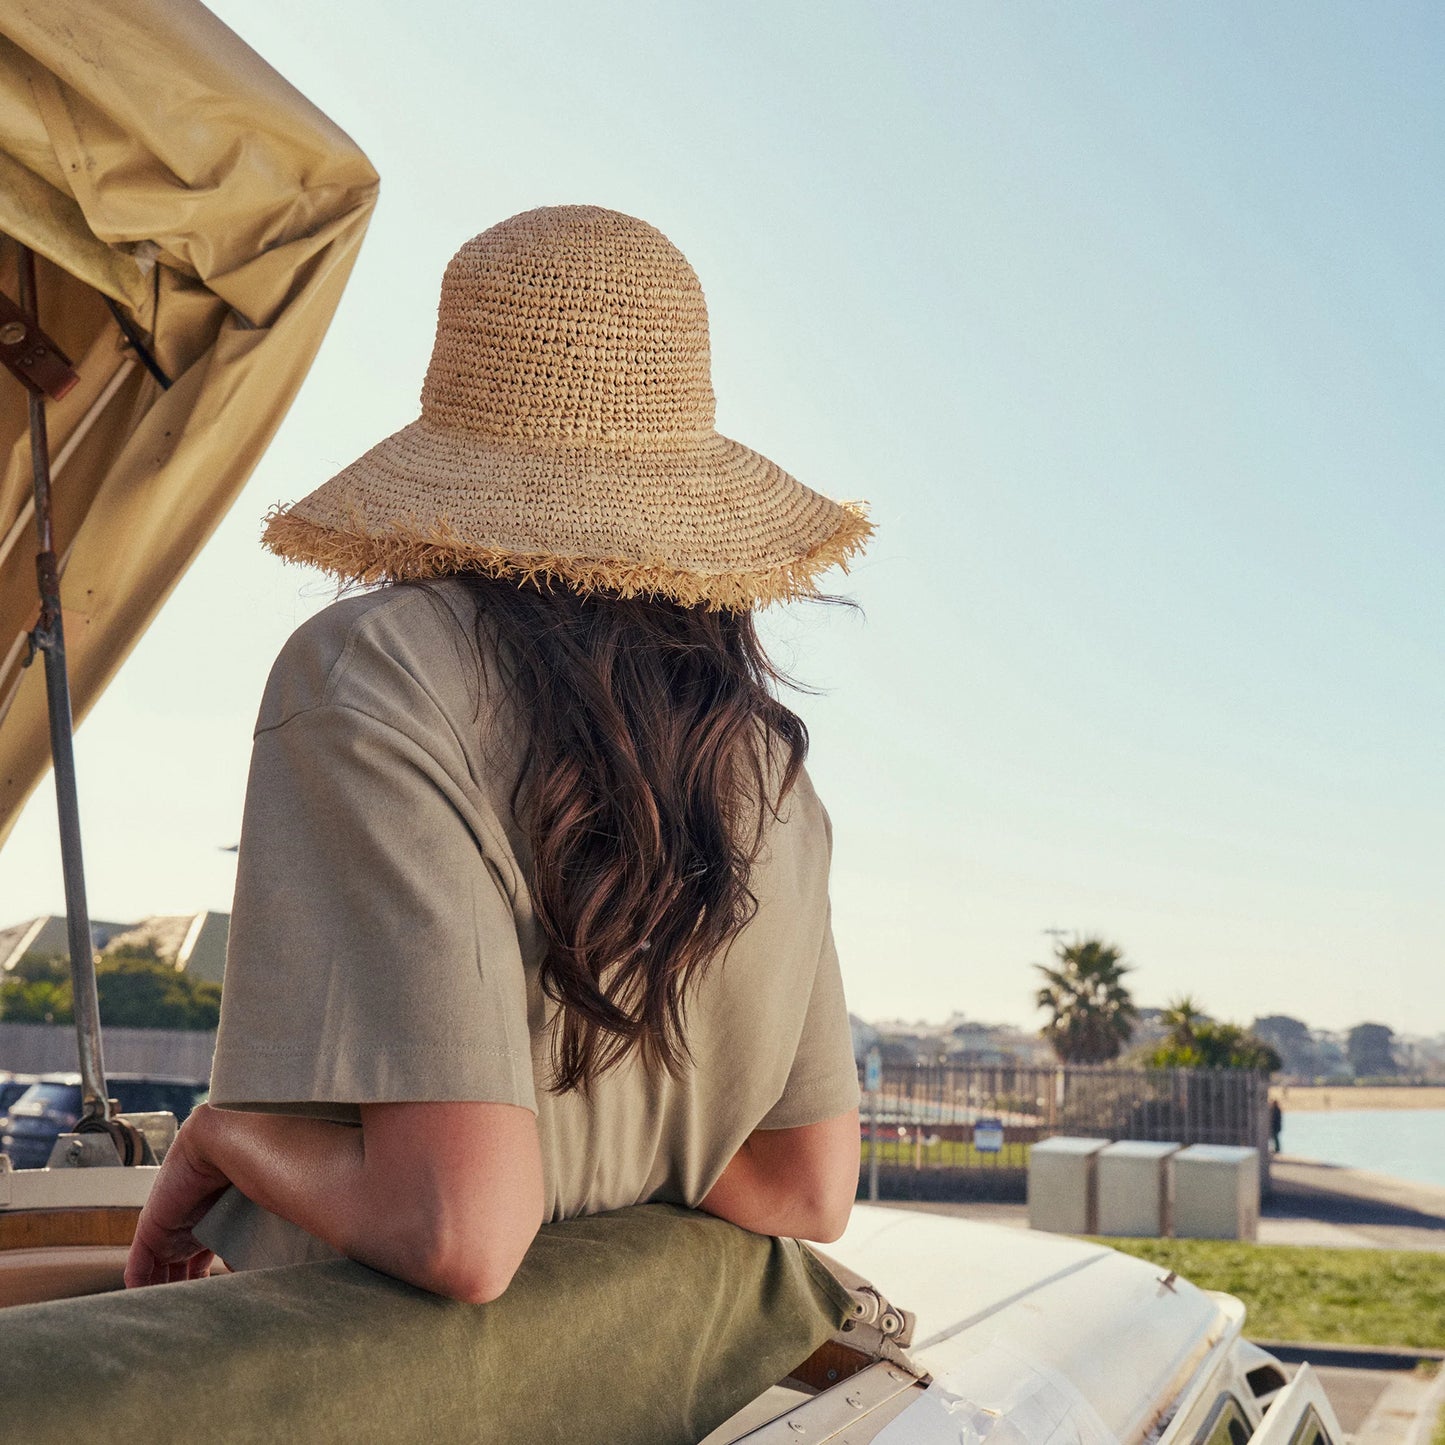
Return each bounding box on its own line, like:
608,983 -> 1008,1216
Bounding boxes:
858,1060 -> 1271,1202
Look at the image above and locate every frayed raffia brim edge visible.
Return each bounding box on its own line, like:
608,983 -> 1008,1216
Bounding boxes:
261,501 -> 874,611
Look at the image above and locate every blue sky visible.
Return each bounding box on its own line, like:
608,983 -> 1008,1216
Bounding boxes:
3,1 -> 1441,1034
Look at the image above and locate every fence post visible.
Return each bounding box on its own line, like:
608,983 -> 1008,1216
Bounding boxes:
864,1047 -> 881,1203
1256,1072 -> 1273,1200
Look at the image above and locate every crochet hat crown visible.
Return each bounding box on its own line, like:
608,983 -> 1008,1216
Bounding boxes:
422,207 -> 716,445
263,205 -> 871,610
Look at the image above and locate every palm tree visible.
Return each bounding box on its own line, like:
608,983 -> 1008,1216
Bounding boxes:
1160,995 -> 1206,1051
1035,937 -> 1138,1064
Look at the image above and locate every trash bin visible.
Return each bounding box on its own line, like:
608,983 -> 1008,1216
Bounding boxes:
1027,1136 -> 1108,1235
1170,1144 -> 1260,1241
1096,1141 -> 1179,1238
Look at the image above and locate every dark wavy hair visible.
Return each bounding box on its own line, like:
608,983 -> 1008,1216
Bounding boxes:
433,574 -> 809,1093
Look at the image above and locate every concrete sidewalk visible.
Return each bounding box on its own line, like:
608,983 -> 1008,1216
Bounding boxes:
1263,1156 -> 1445,1252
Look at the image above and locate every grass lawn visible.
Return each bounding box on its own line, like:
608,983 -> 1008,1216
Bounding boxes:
1091,1238 -> 1445,1351
861,1140 -> 1031,1169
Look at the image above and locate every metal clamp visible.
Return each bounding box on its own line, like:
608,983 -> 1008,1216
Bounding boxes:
47,1131 -> 124,1169
0,287 -> 79,399
70,1110 -> 175,1167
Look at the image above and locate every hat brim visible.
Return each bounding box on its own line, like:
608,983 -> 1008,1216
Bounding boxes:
263,417 -> 872,610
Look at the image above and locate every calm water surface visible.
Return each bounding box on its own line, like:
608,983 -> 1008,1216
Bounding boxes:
1280,1108 -> 1445,1190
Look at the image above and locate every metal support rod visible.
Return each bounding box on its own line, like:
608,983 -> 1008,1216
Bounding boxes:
16,244 -> 109,1124
101,296 -> 171,391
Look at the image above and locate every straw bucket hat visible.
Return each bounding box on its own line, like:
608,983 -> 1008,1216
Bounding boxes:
263,205 -> 871,610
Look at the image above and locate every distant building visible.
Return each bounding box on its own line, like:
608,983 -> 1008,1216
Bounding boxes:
1249,1014 -> 1352,1082
1398,1034 -> 1445,1082
0,916 -> 131,972
1130,1008 -> 1171,1053
0,912 -> 229,985
855,1012 -> 1053,1068
849,1014 -> 881,1064
102,913 -> 230,985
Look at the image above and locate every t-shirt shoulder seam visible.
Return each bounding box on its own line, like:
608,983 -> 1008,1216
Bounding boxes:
263,591 -> 488,793
317,587 -> 440,706
256,590 -> 430,734
252,697 -> 434,753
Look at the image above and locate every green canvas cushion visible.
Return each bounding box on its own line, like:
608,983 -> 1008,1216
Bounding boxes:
0,1204 -> 851,1444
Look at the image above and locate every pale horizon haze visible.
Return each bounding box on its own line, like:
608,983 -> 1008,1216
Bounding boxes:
1,2 -> 1441,1037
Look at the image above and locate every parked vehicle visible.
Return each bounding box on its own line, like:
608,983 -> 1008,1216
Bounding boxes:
0,1073 -> 38,1119
0,1074 -> 207,1170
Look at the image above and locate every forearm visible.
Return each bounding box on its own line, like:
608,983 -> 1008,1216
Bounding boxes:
698,1119 -> 858,1244
173,1101 -> 543,1302
698,1144 -> 824,1239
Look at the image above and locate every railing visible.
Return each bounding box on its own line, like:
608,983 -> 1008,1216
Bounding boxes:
857,1060 -> 1271,1202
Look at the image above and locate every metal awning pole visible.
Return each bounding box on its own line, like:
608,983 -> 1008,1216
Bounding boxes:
14,244 -> 109,1124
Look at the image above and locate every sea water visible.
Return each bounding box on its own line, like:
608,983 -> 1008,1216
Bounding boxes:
1279,1108 -> 1445,1190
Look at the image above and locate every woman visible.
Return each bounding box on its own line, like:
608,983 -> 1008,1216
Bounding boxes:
125,206 -> 873,1302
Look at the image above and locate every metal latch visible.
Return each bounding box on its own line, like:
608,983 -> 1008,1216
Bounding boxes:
0,288 -> 80,399
809,1247 -> 917,1348
838,1283 -> 917,1347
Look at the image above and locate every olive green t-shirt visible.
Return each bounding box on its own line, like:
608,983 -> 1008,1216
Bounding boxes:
202,582 -> 857,1266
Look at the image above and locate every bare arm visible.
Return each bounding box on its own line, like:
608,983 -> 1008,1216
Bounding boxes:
698,1107 -> 859,1243
125,1101 -> 544,1304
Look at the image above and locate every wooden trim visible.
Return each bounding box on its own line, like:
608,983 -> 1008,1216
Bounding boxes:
786,1338 -> 877,1392
0,1207 -> 140,1251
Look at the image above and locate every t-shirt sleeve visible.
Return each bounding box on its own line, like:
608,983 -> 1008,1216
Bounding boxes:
756,905 -> 861,1131
209,699 -> 537,1116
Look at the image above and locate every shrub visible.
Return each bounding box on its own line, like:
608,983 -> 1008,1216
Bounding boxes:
0,950 -> 219,1031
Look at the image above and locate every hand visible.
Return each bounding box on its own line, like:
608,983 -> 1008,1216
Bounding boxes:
125,1105 -> 231,1288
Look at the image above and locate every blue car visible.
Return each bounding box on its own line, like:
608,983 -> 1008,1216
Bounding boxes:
0,1072 -> 39,1118
1,1073 -> 208,1169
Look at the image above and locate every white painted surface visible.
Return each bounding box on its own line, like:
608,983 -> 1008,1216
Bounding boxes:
1027,1135 -> 1107,1234
1172,1145 -> 1260,1241
1097,1140 -> 1179,1238
831,1206 -> 1241,1444
0,1164 -> 157,1209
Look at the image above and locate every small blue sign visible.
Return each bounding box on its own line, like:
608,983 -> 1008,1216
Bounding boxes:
864,1048 -> 882,1094
973,1117 -> 1005,1154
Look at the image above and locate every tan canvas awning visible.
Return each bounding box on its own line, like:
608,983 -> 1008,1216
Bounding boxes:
0,0 -> 378,845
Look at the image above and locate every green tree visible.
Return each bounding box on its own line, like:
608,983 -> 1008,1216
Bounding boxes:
1148,1020 -> 1282,1072
1252,1015 -> 1315,1076
0,947 -> 220,1031
1035,937 -> 1138,1064
1160,995 -> 1207,1051
0,977 -> 74,1024
95,956 -> 219,1030
1346,1022 -> 1398,1078
7,952 -> 69,985
0,953 -> 74,1023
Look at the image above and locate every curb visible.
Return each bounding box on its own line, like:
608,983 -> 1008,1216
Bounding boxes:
1251,1339 -> 1445,1372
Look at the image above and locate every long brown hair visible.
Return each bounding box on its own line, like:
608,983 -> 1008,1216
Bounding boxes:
434,574 -> 808,1093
